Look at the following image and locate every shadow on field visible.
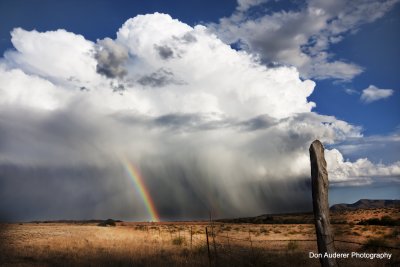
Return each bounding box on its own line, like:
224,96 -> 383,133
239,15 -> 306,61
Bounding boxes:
1,222 -> 399,267
0,243 -> 317,267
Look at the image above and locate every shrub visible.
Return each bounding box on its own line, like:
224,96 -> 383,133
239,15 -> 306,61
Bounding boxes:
135,225 -> 147,231
172,236 -> 185,246
380,216 -> 397,226
98,219 -> 116,227
357,216 -> 398,226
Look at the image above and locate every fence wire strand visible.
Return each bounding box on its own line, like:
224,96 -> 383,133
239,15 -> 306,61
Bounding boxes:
155,225 -> 400,266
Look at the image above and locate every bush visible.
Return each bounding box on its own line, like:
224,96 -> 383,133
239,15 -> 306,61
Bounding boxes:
380,216 -> 397,226
172,236 -> 185,246
98,219 -> 116,227
357,216 -> 398,226
135,225 -> 147,231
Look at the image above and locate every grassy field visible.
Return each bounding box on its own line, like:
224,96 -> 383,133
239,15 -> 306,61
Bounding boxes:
0,208 -> 399,267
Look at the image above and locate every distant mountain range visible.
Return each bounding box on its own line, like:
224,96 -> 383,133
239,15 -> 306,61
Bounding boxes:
330,199 -> 400,211
218,199 -> 399,224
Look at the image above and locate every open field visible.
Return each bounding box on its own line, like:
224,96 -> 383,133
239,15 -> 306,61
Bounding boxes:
0,208 -> 399,267
219,207 -> 400,225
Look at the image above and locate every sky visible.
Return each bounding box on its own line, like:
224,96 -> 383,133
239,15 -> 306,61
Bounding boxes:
0,0 -> 399,222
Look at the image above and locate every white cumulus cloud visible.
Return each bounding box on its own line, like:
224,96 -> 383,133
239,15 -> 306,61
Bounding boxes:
209,0 -> 399,80
360,85 -> 395,103
326,148 -> 400,186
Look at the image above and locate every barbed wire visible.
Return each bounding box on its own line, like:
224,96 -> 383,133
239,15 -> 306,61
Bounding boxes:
144,226 -> 400,253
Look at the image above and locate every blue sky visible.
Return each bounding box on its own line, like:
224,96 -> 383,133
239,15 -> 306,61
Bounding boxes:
0,0 -> 236,43
0,0 -> 398,221
310,6 -> 400,136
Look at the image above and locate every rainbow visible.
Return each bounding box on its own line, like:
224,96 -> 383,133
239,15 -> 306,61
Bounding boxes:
121,158 -> 160,222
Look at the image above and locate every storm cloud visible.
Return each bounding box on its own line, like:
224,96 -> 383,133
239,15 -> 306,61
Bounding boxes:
0,13 -> 398,222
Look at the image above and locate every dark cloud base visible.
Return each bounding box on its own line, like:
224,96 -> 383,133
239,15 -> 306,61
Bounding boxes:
0,164 -> 132,222
0,162 -> 312,222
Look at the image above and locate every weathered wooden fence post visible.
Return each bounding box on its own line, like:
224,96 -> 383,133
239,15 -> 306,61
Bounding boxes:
309,140 -> 338,267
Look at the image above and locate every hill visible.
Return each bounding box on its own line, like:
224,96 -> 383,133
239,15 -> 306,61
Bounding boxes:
218,199 -> 399,224
330,199 -> 400,211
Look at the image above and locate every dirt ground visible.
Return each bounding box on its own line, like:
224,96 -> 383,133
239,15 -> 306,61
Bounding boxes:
0,208 -> 399,267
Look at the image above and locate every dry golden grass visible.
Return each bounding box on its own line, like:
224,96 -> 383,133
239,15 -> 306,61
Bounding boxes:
0,209 -> 399,267
331,207 -> 400,224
